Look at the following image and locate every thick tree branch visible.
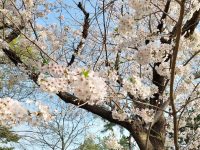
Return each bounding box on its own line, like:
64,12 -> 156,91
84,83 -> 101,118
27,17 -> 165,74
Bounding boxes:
2,48 -> 22,65
157,0 -> 171,32
57,92 -> 130,129
182,9 -> 200,38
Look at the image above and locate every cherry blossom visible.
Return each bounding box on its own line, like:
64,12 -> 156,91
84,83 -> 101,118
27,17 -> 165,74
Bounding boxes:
0,0 -> 200,149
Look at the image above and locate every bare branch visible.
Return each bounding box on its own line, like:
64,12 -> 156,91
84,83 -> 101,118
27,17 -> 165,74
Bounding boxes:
68,2 -> 90,66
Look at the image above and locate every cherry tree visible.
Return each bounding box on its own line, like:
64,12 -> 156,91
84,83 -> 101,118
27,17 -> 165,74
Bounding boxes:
0,0 -> 200,149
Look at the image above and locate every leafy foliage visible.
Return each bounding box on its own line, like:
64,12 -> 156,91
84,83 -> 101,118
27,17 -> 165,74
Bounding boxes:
78,137 -> 105,150
9,36 -> 38,63
0,126 -> 20,150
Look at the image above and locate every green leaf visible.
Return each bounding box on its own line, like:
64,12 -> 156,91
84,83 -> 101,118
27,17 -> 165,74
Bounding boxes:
128,77 -> 136,84
82,70 -> 89,78
43,59 -> 49,65
27,46 -> 33,54
101,122 -> 115,133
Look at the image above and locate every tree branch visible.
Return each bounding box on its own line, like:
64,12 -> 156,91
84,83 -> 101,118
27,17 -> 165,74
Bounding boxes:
68,2 -> 90,66
169,1 -> 185,149
182,9 -> 200,38
57,92 -> 131,130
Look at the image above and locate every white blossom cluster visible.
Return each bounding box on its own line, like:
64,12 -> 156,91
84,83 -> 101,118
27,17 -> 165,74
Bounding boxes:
118,14 -> 135,34
39,62 -> 68,77
0,39 -> 9,49
155,62 -> 170,78
112,110 -> 127,121
0,97 -> 29,126
135,41 -> 172,65
0,0 -> 52,34
124,75 -> 158,99
0,98 -> 52,126
135,45 -> 152,65
36,101 -> 52,122
24,0 -> 34,7
38,62 -> 107,105
132,108 -> 155,123
128,0 -> 152,19
36,24 -> 68,52
105,136 -> 123,150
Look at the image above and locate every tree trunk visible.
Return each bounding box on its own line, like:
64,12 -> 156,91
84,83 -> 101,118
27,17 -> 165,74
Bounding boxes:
130,115 -> 166,150
149,116 -> 166,150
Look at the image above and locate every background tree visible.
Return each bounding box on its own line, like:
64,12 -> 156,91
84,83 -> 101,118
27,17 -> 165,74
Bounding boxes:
0,125 -> 20,150
78,134 -> 132,150
22,102 -> 93,150
78,137 -> 104,150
